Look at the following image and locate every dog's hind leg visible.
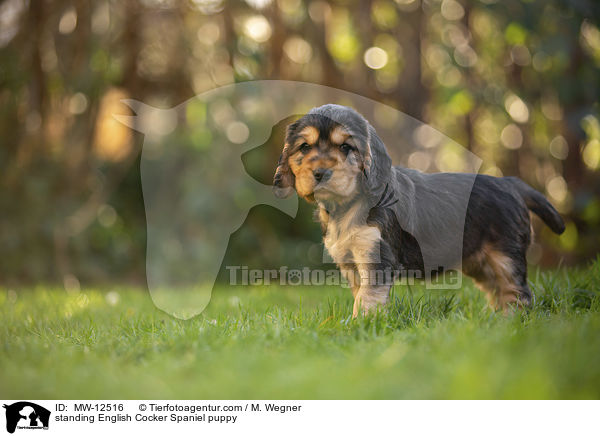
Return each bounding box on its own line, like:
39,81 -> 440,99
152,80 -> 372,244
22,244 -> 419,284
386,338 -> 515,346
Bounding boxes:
507,249 -> 532,306
486,249 -> 521,310
464,243 -> 531,311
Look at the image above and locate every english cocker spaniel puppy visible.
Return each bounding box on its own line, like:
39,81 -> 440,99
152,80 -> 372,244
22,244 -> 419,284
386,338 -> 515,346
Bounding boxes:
273,104 -> 565,317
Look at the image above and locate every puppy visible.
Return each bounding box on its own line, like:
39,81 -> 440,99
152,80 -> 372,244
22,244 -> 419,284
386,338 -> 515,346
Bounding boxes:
273,104 -> 565,317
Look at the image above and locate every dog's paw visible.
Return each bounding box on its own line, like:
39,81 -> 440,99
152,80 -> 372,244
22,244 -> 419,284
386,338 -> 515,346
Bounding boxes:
352,293 -> 387,318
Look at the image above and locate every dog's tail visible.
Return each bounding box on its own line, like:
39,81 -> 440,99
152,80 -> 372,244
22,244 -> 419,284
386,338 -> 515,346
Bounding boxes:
506,177 -> 565,234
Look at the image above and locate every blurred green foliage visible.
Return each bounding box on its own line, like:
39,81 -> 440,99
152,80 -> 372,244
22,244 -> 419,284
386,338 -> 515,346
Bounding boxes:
1,0 -> 600,287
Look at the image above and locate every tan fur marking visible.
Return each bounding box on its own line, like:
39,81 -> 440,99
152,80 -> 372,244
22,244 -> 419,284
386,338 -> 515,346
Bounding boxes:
350,227 -> 390,317
323,214 -> 388,317
464,243 -> 523,311
323,204 -> 372,266
318,205 -> 329,229
485,246 -> 520,310
287,142 -> 361,202
353,286 -> 389,317
350,227 -> 382,265
273,142 -> 295,196
298,126 -> 319,145
339,266 -> 360,297
330,126 -> 349,145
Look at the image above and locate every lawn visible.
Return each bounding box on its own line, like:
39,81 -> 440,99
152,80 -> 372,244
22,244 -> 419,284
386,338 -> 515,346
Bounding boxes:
2,259 -> 600,399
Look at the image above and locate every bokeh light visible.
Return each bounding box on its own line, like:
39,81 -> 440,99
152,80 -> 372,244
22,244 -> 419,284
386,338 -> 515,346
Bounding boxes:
364,47 -> 389,69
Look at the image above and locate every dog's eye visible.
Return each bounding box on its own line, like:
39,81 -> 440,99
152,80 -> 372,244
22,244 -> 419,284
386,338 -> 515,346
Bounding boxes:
340,143 -> 353,154
299,143 -> 311,153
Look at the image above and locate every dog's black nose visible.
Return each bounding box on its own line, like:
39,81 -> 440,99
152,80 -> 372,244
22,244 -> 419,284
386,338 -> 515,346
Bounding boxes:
313,168 -> 332,183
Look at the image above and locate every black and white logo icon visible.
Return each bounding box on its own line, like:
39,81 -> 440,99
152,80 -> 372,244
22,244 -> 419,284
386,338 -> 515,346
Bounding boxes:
3,402 -> 50,434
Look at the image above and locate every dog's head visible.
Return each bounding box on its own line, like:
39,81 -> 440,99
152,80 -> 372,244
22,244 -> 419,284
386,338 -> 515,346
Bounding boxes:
273,104 -> 392,204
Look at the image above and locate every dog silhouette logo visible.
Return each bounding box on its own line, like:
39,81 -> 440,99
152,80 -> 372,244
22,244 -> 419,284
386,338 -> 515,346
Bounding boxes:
3,402 -> 50,433
115,81 -> 481,318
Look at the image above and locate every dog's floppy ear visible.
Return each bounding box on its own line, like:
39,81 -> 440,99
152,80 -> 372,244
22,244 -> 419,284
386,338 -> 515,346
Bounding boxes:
362,124 -> 392,192
273,141 -> 295,198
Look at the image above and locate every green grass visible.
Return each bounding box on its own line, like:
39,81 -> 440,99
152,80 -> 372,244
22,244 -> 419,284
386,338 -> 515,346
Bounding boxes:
2,259 -> 600,399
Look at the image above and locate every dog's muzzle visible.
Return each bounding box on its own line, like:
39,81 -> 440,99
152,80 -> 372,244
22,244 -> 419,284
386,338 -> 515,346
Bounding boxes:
313,168 -> 332,184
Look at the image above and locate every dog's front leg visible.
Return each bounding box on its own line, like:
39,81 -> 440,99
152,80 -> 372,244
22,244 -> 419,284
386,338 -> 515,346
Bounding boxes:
353,280 -> 391,317
339,266 -> 361,298
350,227 -> 396,317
